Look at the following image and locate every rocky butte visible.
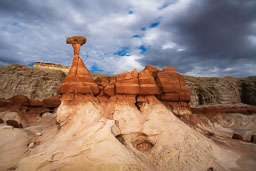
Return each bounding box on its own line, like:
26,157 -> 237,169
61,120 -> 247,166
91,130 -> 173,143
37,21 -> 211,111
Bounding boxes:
0,36 -> 256,171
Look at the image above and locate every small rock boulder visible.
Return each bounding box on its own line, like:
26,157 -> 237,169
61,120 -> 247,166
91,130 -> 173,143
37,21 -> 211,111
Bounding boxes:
0,98 -> 12,107
104,80 -> 115,97
43,96 -> 61,108
28,142 -> 35,148
36,132 -> 42,136
28,100 -> 43,107
6,120 -> 23,128
251,135 -> 256,144
95,77 -> 110,87
232,134 -> 243,141
10,95 -> 29,105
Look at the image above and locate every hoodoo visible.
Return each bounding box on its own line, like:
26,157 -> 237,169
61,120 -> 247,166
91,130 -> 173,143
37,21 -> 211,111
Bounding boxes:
58,36 -> 99,100
57,36 -> 191,115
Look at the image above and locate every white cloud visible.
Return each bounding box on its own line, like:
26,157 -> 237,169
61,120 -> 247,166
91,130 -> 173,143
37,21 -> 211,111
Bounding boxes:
162,42 -> 176,49
248,35 -> 256,46
224,67 -> 233,72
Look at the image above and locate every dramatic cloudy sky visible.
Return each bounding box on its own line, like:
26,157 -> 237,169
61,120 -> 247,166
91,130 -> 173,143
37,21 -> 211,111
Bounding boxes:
0,0 -> 256,77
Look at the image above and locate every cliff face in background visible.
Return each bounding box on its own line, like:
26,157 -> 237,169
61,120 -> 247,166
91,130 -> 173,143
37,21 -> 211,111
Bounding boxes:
0,64 -> 66,100
0,64 -> 255,107
184,75 -> 256,107
33,62 -> 71,74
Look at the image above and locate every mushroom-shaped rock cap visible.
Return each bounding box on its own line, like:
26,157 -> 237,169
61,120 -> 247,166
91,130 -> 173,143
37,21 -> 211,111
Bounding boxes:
66,36 -> 87,45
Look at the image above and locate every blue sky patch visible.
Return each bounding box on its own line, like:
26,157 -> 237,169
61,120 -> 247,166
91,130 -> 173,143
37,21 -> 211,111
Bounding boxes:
90,63 -> 103,73
159,1 -> 178,10
140,27 -> 146,31
132,34 -> 142,38
159,2 -> 171,10
149,21 -> 160,28
114,47 -> 131,56
12,22 -> 19,26
128,10 -> 134,14
138,45 -> 148,54
28,62 -> 34,66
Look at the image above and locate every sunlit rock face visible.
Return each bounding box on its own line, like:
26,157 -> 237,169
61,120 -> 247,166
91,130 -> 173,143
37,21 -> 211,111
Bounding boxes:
33,62 -> 71,74
57,55 -> 99,99
96,65 -> 192,116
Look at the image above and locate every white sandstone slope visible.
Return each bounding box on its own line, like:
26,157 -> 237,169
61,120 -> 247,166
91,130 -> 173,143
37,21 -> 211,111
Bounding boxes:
0,125 -> 29,171
16,95 -> 239,171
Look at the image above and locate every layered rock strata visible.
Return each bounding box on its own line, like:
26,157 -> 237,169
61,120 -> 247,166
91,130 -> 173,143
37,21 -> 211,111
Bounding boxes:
0,64 -> 66,100
1,64 -> 256,108
95,65 -> 191,115
184,75 -> 256,107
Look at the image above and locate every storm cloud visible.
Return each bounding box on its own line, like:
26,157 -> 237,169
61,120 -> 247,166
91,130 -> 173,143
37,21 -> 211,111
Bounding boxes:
0,0 -> 255,77
141,0 -> 256,77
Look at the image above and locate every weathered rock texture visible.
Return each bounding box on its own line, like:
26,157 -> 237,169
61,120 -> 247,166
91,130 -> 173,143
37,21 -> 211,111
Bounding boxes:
191,104 -> 256,115
184,75 -> 256,107
57,56 -> 99,99
0,64 -> 66,100
16,94 -> 231,171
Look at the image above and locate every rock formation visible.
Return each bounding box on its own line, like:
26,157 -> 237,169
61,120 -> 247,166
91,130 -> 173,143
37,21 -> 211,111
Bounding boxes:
232,134 -> 243,141
0,64 -> 66,100
17,94 -> 227,171
1,63 -> 256,108
0,95 -> 60,127
184,75 -> 256,107
55,37 -> 191,115
138,67 -> 159,95
191,104 -> 256,115
156,67 -> 191,115
251,135 -> 256,143
14,36 -> 226,171
94,65 -> 192,115
57,36 -> 99,101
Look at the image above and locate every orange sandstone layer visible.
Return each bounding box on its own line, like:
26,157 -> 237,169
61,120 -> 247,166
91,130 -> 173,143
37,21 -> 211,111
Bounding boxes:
57,55 -> 191,115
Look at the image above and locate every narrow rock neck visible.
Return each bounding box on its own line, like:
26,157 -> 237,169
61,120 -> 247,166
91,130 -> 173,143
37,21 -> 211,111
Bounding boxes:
72,43 -> 81,56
